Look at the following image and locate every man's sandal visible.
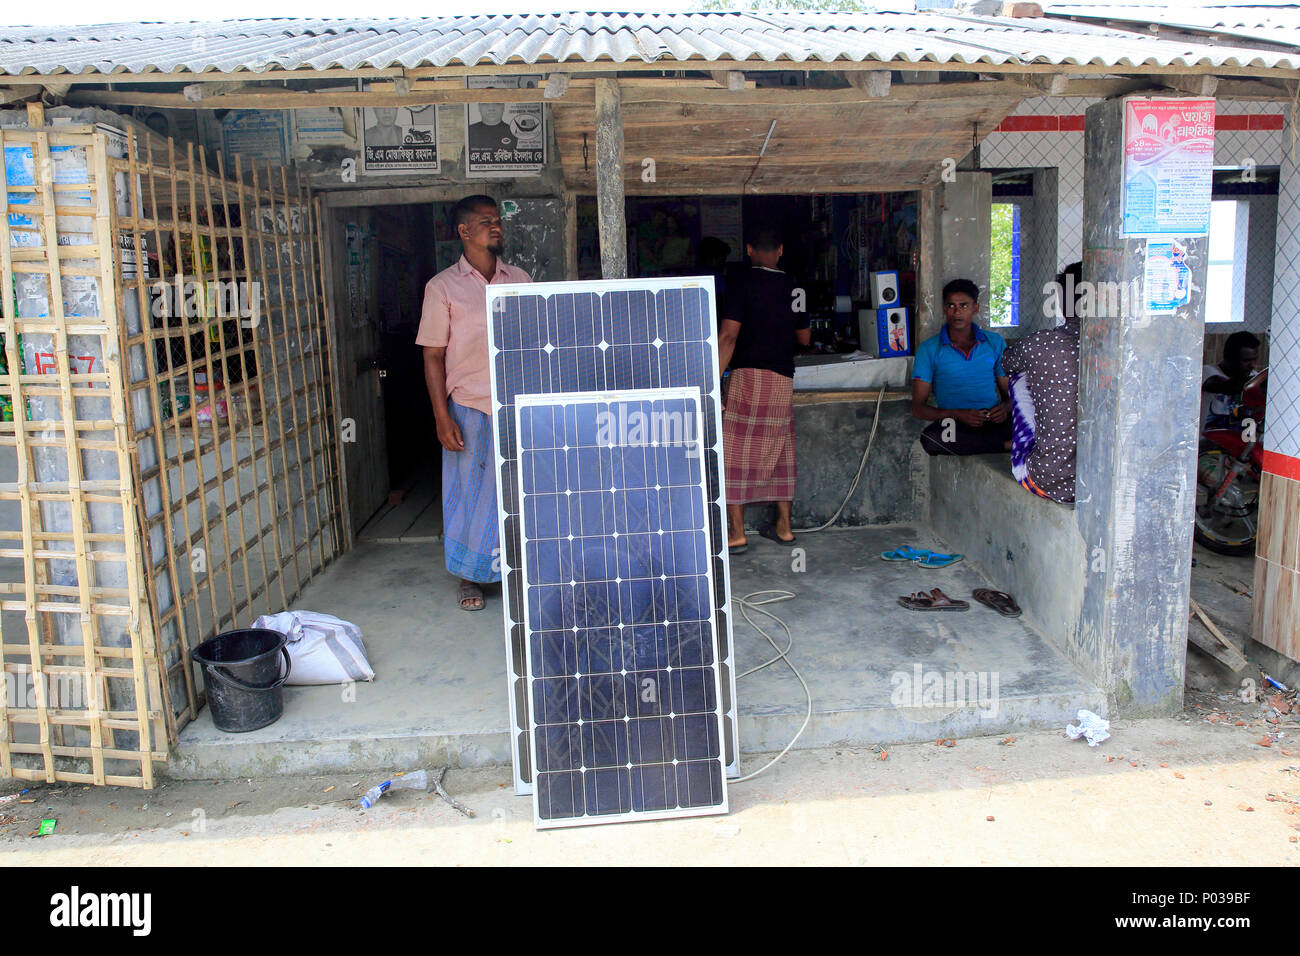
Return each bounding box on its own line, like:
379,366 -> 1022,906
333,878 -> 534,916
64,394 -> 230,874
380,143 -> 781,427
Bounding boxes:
458,581 -> 485,611
897,588 -> 969,611
973,588 -> 1022,617
915,551 -> 963,569
881,546 -> 932,562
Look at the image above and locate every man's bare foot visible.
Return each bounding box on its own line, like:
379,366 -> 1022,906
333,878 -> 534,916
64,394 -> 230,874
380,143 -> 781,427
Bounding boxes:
457,579 -> 484,611
727,534 -> 748,553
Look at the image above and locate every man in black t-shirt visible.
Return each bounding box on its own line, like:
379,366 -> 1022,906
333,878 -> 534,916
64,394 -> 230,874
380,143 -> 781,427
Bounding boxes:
718,227 -> 812,553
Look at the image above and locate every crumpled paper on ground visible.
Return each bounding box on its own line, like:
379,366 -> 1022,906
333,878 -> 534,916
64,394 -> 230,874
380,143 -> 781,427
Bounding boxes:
1066,709 -> 1111,746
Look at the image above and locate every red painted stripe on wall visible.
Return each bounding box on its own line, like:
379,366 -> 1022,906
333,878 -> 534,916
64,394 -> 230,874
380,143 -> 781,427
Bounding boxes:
995,115 -> 1060,132
1263,450 -> 1300,482
992,113 -> 1282,134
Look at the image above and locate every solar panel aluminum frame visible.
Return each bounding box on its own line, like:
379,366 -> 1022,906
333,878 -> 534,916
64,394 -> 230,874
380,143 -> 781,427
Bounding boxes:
514,388 -> 730,828
486,277 -> 740,796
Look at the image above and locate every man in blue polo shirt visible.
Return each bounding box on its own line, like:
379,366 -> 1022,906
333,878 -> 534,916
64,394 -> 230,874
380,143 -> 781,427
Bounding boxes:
911,278 -> 1012,456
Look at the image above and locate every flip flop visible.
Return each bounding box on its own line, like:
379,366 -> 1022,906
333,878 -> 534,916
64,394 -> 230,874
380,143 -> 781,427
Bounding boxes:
973,588 -> 1022,617
457,581 -> 485,611
881,546 -> 932,562
758,524 -> 796,545
915,551 -> 963,569
897,590 -> 935,610
898,588 -> 969,612
728,541 -> 749,555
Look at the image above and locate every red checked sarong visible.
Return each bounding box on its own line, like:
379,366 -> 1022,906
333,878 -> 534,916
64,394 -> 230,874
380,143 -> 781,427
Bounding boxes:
722,367 -> 796,504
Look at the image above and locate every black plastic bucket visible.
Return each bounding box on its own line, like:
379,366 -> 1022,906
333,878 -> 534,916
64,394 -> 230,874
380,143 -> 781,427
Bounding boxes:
192,628 -> 291,733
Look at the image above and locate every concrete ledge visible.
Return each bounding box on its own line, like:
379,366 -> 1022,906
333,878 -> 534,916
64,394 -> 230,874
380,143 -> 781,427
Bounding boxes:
927,453 -> 1089,671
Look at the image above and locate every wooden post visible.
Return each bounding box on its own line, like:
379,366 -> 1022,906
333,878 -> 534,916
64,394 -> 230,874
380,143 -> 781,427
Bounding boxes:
564,190 -> 578,280
594,78 -> 626,280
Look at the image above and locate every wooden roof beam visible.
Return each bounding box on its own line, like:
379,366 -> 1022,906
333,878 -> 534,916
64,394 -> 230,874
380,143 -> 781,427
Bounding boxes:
0,85 -> 43,105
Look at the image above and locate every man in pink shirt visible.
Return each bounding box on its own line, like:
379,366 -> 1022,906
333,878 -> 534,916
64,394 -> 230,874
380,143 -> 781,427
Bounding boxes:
417,195 -> 531,611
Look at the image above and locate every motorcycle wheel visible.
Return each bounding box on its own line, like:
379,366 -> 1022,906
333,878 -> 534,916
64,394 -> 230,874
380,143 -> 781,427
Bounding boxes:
1194,444 -> 1258,557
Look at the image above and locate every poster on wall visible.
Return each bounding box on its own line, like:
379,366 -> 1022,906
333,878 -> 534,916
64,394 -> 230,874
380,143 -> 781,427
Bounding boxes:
1143,240 -> 1192,314
465,75 -> 546,177
1121,98 -> 1215,238
221,111 -> 289,168
293,107 -> 350,148
360,106 -> 440,175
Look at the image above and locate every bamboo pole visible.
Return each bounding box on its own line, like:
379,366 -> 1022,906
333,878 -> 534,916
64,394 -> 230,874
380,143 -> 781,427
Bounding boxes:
135,132 -> 193,734
215,151 -> 273,622
306,196 -> 344,555
166,138 -> 219,641
278,167 -> 325,579
93,133 -> 158,787
178,141 -> 227,634
246,160 -> 293,611
193,147 -> 241,630
259,163 -> 304,594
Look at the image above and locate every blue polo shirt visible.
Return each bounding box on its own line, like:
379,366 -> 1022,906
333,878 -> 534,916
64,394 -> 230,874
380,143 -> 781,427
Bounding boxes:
913,324 -> 1006,410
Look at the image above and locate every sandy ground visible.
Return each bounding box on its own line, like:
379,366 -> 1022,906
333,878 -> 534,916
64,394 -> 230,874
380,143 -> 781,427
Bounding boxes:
3,708 -> 1297,866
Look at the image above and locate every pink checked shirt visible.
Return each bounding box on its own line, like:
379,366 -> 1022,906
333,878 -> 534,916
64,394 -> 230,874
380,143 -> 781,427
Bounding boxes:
416,255 -> 532,416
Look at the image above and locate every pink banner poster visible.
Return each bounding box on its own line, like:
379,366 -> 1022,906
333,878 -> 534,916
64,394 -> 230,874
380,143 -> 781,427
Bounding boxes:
1122,99 -> 1215,237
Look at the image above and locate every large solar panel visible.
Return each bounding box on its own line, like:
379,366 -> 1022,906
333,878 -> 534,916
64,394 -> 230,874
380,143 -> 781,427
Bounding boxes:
486,278 -> 738,795
516,389 -> 728,827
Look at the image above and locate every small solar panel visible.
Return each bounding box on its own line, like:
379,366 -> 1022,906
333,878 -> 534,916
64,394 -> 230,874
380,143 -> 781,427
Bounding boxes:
516,389 -> 728,827
487,279 -> 739,796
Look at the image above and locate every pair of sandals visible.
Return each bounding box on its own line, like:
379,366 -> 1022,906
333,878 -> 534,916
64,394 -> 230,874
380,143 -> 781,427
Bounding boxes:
729,524 -> 796,555
898,587 -> 1022,617
880,545 -> 964,570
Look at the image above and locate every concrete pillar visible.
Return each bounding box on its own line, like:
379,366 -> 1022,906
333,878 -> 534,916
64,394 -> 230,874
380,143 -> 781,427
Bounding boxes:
594,78 -> 627,280
944,171 -> 992,307
918,172 -> 992,342
1018,167 -> 1060,334
917,186 -> 942,343
1075,96 -> 1210,714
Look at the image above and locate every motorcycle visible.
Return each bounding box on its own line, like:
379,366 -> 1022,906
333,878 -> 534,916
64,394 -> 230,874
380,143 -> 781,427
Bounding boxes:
1194,371 -> 1267,556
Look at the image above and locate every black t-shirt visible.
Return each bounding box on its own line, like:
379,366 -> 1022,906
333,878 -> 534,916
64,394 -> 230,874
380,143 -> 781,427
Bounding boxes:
724,266 -> 809,379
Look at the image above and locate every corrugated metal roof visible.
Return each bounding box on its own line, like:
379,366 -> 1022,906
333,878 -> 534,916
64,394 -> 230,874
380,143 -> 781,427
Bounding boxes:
3,11 -> 1300,79
1044,3 -> 1300,47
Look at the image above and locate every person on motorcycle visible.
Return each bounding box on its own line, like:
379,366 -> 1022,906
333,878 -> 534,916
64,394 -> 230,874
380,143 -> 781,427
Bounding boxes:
1201,331 -> 1262,433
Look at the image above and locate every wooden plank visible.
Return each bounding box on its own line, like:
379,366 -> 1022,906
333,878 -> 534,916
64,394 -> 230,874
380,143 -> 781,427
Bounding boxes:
1189,598 -> 1249,672
551,92 -> 1024,192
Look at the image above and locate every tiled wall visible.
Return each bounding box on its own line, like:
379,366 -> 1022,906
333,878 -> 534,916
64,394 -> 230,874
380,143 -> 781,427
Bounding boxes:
1254,472 -> 1300,661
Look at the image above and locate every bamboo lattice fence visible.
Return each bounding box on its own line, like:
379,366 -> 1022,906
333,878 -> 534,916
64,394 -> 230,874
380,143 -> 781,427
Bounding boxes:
0,123 -> 345,787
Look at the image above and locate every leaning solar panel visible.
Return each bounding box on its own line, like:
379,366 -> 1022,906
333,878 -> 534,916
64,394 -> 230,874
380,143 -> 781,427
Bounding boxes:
515,388 -> 728,827
487,278 -> 739,796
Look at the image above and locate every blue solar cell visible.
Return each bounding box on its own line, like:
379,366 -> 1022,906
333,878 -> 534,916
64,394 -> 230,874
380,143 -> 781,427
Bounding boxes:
516,390 -> 728,826
489,280 -> 738,799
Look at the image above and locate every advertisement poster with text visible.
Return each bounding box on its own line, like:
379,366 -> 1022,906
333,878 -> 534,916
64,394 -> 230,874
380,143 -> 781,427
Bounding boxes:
361,106 -> 440,175
465,75 -> 546,177
1122,98 -> 1215,237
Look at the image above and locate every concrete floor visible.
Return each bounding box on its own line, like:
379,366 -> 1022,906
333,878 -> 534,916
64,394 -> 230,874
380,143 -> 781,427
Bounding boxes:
170,526 -> 1105,779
